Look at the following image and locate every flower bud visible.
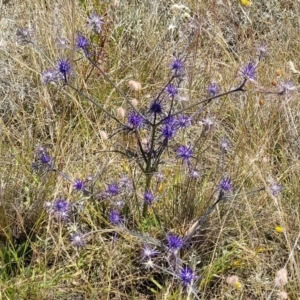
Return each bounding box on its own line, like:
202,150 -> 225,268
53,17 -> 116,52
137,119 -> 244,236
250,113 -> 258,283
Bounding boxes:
117,107 -> 126,120
129,80 -> 142,91
100,130 -> 108,140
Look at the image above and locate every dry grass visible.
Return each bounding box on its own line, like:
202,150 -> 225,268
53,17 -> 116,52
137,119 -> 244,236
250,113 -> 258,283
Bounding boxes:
1,0 -> 300,299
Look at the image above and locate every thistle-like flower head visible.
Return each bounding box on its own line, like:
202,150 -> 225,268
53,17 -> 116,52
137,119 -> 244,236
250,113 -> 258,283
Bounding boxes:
179,266 -> 196,286
106,183 -> 119,196
167,233 -> 183,252
143,191 -> 155,206
87,12 -> 104,33
166,84 -> 178,97
208,82 -> 219,96
73,179 -> 85,192
71,232 -> 85,248
149,101 -> 163,115
141,244 -> 159,259
240,60 -> 256,81
220,177 -> 232,192
53,198 -> 70,220
128,112 -> 144,129
108,209 -> 123,226
176,145 -> 193,161
76,33 -> 89,50
171,58 -> 184,72
57,58 -> 71,81
176,114 -> 191,129
270,182 -> 282,196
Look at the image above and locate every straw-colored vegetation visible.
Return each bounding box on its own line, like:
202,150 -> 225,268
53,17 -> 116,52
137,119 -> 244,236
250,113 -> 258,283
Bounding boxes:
0,0 -> 300,299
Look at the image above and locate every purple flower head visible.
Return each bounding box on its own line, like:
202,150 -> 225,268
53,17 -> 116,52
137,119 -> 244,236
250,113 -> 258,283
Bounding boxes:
163,116 -> 176,125
240,60 -> 257,81
41,70 -> 60,84
16,27 -> 33,45
201,116 -> 217,132
171,58 -> 184,72
87,12 -> 104,33
141,244 -> 159,259
71,232 -> 85,248
279,80 -> 296,96
73,179 -> 85,192
208,82 -> 219,96
40,152 -> 52,164
167,233 -> 183,252
119,175 -> 133,191
189,169 -> 201,179
32,146 -> 53,172
166,84 -> 178,97
270,183 -> 282,196
56,37 -> 69,49
76,33 -> 89,50
128,112 -> 143,129
179,266 -> 196,286
176,114 -> 191,128
176,145 -> 193,161
220,138 -> 230,151
149,101 -> 163,115
220,177 -> 232,192
53,198 -> 70,220
57,58 -> 71,81
106,183 -> 119,196
256,44 -> 268,59
143,191 -> 155,206
155,172 -> 165,183
108,209 -> 123,226
162,124 -> 176,139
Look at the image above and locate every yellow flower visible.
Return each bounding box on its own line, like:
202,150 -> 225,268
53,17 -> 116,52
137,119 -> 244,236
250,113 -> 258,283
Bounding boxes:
235,281 -> 242,290
240,0 -> 252,7
275,226 -> 284,233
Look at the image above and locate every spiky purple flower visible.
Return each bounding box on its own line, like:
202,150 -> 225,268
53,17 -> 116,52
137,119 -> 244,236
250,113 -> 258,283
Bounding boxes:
220,177 -> 232,192
171,58 -> 184,72
141,244 -> 159,259
119,175 -> 133,191
208,82 -> 219,96
56,37 -> 69,49
53,198 -> 70,220
176,114 -> 191,128
149,101 -> 163,114
32,146 -> 53,172
128,112 -> 143,129
16,27 -> 33,45
176,145 -> 193,161
240,61 -> 256,81
256,44 -> 268,59
106,183 -> 119,196
108,209 -> 123,226
162,124 -> 176,139
143,191 -> 155,206
71,232 -> 85,248
41,70 -> 60,84
167,233 -> 183,252
73,179 -> 85,192
278,80 -> 296,96
166,84 -> 178,97
76,33 -> 89,50
87,12 -> 104,33
270,183 -> 282,196
57,58 -> 71,81
220,138 -> 230,151
179,266 -> 196,286
189,169 -> 200,179
40,152 -> 52,164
